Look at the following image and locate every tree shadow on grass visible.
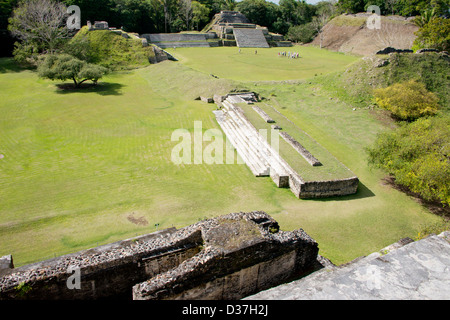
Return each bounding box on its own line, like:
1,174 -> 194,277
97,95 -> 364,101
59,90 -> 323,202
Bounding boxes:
0,58 -> 33,73
382,176 -> 450,219
54,82 -> 125,96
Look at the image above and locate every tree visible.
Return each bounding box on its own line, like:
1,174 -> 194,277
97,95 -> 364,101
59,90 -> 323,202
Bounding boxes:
181,0 -> 193,30
8,0 -> 69,61
192,1 -> 210,31
311,12 -> 330,48
374,80 -> 439,121
367,115 -> 450,207
413,17 -> 450,52
38,54 -> 107,87
287,22 -> 317,43
236,0 -> 279,32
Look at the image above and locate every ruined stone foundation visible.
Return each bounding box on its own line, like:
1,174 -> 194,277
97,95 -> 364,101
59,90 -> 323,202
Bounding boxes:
0,212 -> 321,300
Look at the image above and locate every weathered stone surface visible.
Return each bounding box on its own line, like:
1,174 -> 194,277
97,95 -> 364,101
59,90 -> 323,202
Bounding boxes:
213,93 -> 358,199
245,231 -> 450,300
200,96 -> 214,103
252,106 -> 275,123
279,131 -> 322,166
233,28 -> 270,48
133,212 -> 320,300
0,256 -> 14,276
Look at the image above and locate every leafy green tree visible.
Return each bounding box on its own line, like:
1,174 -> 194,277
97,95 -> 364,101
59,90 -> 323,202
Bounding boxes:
286,22 -> 317,43
38,53 -> 107,87
192,1 -> 210,30
374,80 -> 439,121
367,116 -> 450,207
413,17 -> 450,52
236,0 -> 279,32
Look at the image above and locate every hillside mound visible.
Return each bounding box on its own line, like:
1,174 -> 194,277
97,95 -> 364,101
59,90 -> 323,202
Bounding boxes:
68,27 -> 155,70
311,14 -> 419,56
335,51 -> 450,110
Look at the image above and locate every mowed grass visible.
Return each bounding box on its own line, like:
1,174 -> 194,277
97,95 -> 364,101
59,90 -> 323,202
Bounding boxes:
165,46 -> 359,81
0,47 -> 441,267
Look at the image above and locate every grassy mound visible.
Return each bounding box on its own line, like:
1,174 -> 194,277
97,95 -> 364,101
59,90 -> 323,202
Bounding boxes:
67,26 -> 155,71
311,52 -> 450,111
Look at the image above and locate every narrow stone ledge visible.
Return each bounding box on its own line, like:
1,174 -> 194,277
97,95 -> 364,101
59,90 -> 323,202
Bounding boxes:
279,131 -> 322,166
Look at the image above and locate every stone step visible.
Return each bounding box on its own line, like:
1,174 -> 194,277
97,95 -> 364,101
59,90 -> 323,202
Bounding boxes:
216,110 -> 269,175
223,99 -> 290,180
233,28 -> 270,48
222,117 -> 269,175
154,42 -> 211,49
217,116 -> 269,176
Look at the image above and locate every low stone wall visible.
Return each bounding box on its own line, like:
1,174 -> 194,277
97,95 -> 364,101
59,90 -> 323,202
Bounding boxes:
252,106 -> 275,123
143,33 -> 208,43
0,212 -> 320,300
297,177 -> 360,199
279,131 -> 322,167
214,93 -> 359,199
133,212 -> 319,300
0,228 -> 203,300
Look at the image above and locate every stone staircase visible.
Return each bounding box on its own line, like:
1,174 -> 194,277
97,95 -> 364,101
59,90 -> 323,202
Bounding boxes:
214,95 -> 299,188
233,28 -> 269,48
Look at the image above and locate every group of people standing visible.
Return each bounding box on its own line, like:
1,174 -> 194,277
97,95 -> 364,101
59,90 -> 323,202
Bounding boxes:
278,51 -> 300,59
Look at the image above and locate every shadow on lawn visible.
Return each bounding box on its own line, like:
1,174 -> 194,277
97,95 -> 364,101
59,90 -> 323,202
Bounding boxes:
54,82 -> 125,96
0,58 -> 33,73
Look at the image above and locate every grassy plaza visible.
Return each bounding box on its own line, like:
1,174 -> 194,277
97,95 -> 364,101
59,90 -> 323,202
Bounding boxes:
0,46 -> 441,266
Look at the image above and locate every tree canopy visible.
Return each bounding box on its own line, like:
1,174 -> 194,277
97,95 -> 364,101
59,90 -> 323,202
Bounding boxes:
38,53 -> 108,87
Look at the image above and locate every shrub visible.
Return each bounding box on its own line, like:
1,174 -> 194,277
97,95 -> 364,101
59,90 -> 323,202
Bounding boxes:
413,17 -> 450,52
287,23 -> 317,44
367,116 -> 450,207
373,80 -> 439,121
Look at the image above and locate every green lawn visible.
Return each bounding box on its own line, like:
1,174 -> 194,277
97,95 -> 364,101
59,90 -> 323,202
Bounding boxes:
0,47 -> 441,267
165,45 -> 360,81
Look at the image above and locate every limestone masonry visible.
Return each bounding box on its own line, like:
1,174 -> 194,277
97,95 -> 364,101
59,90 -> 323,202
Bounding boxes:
0,212 -> 321,300
213,93 -> 359,198
142,11 -> 292,49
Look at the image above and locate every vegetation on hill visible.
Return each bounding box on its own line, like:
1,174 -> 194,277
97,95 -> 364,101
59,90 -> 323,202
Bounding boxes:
373,80 -> 439,121
318,52 -> 450,111
367,116 -> 450,207
65,26 -> 155,71
413,17 -> 450,52
305,50 -> 449,210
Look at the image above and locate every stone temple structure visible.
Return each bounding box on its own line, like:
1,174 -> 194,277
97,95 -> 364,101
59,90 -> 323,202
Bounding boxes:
141,11 -> 292,49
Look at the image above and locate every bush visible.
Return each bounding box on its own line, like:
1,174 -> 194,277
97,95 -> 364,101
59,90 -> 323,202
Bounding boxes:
38,54 -> 108,87
367,116 -> 450,207
286,23 -> 317,44
373,80 -> 439,121
413,17 -> 450,52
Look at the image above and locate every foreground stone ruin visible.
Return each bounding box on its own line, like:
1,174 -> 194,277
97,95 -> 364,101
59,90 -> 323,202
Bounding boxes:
213,93 -> 359,198
0,212 -> 321,300
246,231 -> 450,300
